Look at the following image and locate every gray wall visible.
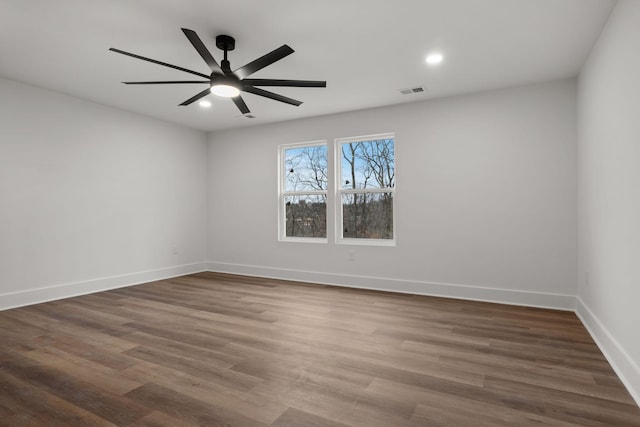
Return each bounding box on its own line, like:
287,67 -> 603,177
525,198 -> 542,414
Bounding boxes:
0,78 -> 209,308
577,0 -> 640,404
208,79 -> 577,309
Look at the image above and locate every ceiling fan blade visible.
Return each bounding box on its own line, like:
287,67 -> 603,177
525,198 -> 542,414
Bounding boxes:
181,28 -> 223,74
123,81 -> 210,85
242,86 -> 302,106
109,48 -> 210,79
179,88 -> 212,106
234,45 -> 294,80
242,79 -> 326,88
232,95 -> 250,115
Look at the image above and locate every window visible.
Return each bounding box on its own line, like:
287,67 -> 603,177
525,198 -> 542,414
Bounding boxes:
337,134 -> 395,244
279,141 -> 328,241
278,134 -> 395,245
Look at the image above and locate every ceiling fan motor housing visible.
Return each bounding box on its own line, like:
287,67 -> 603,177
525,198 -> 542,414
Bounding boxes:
216,35 -> 235,52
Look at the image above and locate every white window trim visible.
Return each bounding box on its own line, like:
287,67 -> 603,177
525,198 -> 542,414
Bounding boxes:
278,140 -> 328,243
335,133 -> 396,246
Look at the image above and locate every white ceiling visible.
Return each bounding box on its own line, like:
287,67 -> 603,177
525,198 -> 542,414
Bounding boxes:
0,0 -> 615,132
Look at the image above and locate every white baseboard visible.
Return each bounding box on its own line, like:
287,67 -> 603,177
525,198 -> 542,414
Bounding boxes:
576,297 -> 640,407
0,262 -> 208,311
205,261 -> 575,311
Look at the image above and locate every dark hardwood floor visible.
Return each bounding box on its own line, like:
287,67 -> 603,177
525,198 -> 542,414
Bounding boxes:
1,272 -> 639,426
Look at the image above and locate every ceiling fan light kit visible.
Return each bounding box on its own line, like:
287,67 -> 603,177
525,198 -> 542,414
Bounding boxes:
109,29 -> 326,115
210,84 -> 240,98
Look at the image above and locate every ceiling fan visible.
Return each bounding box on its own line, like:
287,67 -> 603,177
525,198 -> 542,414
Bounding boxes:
109,28 -> 326,115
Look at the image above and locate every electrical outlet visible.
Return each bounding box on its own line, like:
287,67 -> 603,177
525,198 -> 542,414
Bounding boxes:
172,246 -> 178,255
348,250 -> 356,261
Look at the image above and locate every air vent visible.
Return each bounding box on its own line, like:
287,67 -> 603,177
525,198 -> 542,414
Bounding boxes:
399,86 -> 426,95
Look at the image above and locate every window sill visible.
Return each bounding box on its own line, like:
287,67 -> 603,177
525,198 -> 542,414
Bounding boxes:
279,237 -> 328,244
337,238 -> 396,247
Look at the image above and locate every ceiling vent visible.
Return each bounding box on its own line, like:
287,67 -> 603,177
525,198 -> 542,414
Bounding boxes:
400,86 -> 425,95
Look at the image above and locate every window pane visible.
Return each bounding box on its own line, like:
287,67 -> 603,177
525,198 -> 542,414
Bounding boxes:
340,138 -> 394,190
285,195 -> 327,238
342,192 -> 393,239
284,145 -> 328,192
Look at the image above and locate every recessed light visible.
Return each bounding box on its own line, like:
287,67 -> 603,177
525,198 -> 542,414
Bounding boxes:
199,100 -> 212,108
425,53 -> 444,65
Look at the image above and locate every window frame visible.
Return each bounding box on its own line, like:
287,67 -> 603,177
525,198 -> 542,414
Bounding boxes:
278,140 -> 329,243
335,133 -> 396,246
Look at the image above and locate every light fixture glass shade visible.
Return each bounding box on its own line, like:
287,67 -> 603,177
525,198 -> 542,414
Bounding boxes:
210,84 -> 240,98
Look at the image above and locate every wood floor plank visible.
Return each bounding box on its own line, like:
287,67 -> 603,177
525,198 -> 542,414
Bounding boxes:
25,346 -> 143,396
123,344 -> 262,392
48,334 -> 138,371
121,330 -> 242,367
125,382 -> 270,427
127,410 -> 186,427
248,377 -> 421,427
271,407 -> 351,427
484,375 -> 640,426
37,321 -> 139,353
411,401 -> 586,427
0,369 -> 117,427
121,362 -> 288,424
0,271 -> 638,426
0,351 -> 143,426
